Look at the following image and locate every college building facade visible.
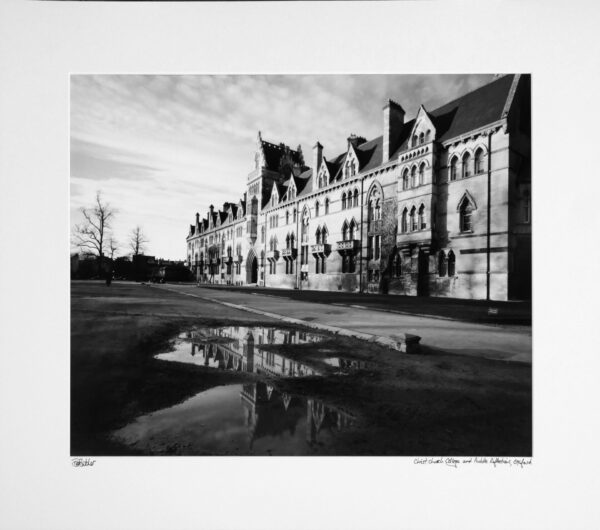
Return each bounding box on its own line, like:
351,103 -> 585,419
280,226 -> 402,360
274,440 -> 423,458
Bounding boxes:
186,74 -> 531,300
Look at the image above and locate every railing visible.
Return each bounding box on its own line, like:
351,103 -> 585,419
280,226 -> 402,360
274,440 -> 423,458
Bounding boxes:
281,248 -> 297,258
335,240 -> 359,252
310,243 -> 331,255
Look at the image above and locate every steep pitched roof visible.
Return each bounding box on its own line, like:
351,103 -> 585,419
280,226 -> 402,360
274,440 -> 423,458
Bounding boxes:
389,75 -> 517,157
325,152 -> 346,181
295,169 -> 313,198
430,74 -> 516,142
354,135 -> 383,172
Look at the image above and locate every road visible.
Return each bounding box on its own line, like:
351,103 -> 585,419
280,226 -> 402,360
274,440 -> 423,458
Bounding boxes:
156,284 -> 532,363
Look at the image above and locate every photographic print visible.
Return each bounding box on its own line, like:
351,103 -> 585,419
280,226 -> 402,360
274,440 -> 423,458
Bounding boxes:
70,74 -> 532,457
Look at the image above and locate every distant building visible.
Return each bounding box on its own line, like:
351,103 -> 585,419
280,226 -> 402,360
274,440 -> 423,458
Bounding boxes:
186,75 -> 531,300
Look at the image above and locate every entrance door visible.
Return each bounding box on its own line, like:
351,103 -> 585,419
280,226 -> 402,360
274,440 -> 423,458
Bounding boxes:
247,255 -> 258,284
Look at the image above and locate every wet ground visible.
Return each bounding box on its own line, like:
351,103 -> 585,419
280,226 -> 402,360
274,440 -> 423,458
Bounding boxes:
71,281 -> 532,456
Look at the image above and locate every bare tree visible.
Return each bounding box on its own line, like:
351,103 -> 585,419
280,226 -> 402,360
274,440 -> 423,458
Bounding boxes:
129,226 -> 148,256
72,191 -> 115,261
108,237 -> 119,260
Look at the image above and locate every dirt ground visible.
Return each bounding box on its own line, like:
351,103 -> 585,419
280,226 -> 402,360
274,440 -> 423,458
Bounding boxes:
71,281 -> 532,456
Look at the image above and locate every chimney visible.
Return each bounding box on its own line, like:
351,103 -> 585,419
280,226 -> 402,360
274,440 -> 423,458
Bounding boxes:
195,212 -> 200,228
347,134 -> 367,150
313,141 -> 323,173
383,99 -> 405,161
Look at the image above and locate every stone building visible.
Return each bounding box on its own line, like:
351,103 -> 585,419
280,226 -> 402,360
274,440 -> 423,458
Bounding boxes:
186,74 -> 531,300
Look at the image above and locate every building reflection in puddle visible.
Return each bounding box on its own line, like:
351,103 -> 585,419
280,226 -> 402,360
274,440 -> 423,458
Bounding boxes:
157,326 -> 330,377
112,382 -> 356,455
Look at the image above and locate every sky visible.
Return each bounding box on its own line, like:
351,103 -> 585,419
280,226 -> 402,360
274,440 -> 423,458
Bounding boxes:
70,74 -> 497,260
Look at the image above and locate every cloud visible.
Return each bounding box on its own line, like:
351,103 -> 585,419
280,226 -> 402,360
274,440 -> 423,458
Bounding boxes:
70,74 -> 498,259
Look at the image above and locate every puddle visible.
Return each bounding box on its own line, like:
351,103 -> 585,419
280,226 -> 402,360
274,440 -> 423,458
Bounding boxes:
322,357 -> 375,371
157,326 -> 352,378
111,382 -> 357,455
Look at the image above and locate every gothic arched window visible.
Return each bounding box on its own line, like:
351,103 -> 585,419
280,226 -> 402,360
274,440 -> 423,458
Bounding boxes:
419,132 -> 425,145
315,201 -> 320,217
411,166 -> 417,187
410,206 -> 417,231
402,168 -> 409,190
448,250 -> 456,276
325,198 -> 330,214
460,199 -> 474,232
341,192 -> 347,210
401,208 -> 408,233
394,254 -> 402,278
353,189 -> 359,207
419,163 -> 425,186
462,152 -> 471,179
474,148 -> 485,174
418,204 -> 426,230
450,156 -> 458,181
342,221 -> 348,241
438,251 -> 447,277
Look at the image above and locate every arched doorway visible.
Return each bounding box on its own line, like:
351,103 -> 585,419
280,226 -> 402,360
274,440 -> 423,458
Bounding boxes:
246,250 -> 258,284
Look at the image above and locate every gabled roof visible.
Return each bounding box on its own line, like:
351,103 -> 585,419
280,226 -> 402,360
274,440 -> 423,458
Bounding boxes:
325,152 -> 346,181
390,75 -> 518,156
429,74 -> 516,142
354,136 -> 383,173
295,169 -> 313,198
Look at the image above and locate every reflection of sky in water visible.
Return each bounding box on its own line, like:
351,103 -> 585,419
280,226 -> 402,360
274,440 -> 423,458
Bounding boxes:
112,383 -> 356,456
157,326 -> 327,377
158,326 -> 370,378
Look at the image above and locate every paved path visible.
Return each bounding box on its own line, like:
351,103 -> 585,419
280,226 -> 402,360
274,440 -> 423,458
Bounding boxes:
154,284 -> 532,364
